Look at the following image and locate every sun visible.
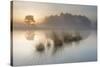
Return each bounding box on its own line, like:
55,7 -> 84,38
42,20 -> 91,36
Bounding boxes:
34,16 -> 45,24
24,15 -> 44,25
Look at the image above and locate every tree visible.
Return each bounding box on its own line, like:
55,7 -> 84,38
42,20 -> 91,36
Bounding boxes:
24,15 -> 35,25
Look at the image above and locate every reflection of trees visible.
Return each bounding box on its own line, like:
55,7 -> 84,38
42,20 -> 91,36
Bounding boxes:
25,31 -> 34,40
51,32 -> 63,47
72,32 -> 82,42
51,32 -> 63,54
51,31 -> 82,54
25,30 -> 83,55
63,32 -> 73,43
62,32 -> 82,43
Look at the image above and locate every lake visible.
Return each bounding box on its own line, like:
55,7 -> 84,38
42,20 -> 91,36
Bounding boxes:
12,30 -> 97,66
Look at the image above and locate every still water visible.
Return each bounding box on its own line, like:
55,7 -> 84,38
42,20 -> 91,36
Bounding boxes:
12,30 -> 97,66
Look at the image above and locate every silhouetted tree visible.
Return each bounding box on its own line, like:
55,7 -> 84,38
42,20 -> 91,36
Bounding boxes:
24,15 -> 35,25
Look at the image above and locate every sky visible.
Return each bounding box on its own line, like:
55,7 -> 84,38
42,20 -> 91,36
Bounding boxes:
13,1 -> 97,23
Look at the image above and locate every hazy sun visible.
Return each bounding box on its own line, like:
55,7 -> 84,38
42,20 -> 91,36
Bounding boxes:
24,15 -> 44,25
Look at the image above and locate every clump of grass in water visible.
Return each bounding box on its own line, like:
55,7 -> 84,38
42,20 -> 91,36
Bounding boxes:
63,32 -> 82,43
63,32 -> 73,43
72,33 -> 82,42
51,32 -> 63,54
47,42 -> 51,48
51,32 -> 63,47
36,43 -> 45,52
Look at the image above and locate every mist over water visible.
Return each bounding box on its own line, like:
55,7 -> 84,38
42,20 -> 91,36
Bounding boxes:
12,12 -> 97,66
12,29 -> 97,66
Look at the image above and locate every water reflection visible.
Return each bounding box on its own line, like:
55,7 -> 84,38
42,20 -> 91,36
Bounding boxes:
13,30 -> 96,65
25,31 -> 34,40
62,32 -> 82,43
25,30 -> 90,55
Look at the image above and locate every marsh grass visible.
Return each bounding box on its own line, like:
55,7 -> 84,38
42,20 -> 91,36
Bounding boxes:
34,31 -> 82,54
36,43 -> 45,52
